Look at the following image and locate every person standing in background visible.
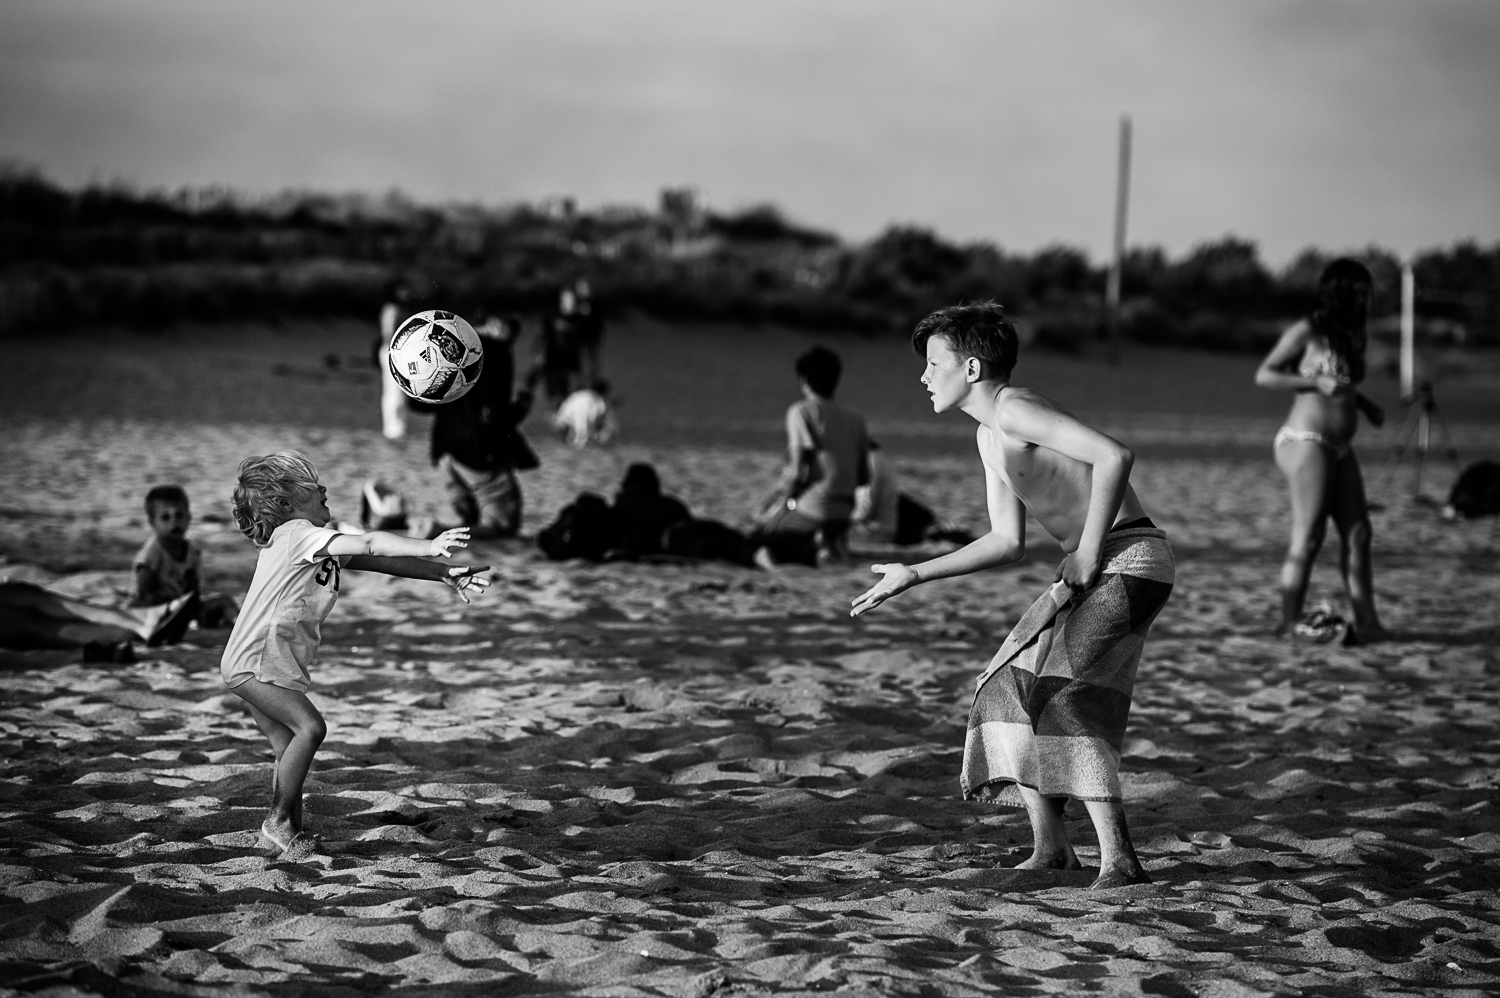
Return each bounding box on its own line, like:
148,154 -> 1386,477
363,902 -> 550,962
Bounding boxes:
375,283 -> 411,441
1255,258 -> 1388,645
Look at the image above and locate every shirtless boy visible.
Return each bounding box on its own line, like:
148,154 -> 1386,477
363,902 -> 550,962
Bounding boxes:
851,301 -> 1175,889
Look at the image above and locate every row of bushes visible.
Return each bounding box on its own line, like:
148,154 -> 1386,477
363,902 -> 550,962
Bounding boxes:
3,169 -> 1498,347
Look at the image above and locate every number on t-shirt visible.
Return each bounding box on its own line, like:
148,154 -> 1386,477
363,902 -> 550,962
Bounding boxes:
314,558 -> 341,592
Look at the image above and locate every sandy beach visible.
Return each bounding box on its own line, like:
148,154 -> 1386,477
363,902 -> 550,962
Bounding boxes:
1,322 -> 1498,996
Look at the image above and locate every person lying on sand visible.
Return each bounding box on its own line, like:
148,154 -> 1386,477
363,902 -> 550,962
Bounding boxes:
0,580 -> 195,662
851,301 -> 1175,890
222,451 -> 489,856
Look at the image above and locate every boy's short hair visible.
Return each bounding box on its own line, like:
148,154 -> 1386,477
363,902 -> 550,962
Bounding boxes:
795,346 -> 842,398
144,484 -> 190,515
231,451 -> 321,547
912,301 -> 1020,380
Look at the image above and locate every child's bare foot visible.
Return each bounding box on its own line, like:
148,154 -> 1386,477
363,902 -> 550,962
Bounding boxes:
1013,848 -> 1083,871
1091,864 -> 1151,890
278,833 -> 327,861
259,816 -> 296,855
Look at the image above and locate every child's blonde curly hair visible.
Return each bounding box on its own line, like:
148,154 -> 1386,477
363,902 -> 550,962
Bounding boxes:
231,451 -> 321,546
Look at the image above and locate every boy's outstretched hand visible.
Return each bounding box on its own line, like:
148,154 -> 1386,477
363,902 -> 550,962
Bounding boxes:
443,565 -> 490,604
851,563 -> 919,617
428,528 -> 470,558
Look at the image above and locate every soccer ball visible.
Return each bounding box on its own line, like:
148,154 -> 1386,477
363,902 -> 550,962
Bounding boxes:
387,310 -> 485,403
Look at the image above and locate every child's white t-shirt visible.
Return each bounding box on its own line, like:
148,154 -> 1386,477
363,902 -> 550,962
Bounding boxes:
221,519 -> 349,693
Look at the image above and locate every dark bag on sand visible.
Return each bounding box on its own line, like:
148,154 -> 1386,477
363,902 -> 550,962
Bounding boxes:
663,519 -> 756,567
538,493 -> 620,561
893,494 -> 937,547
1447,460 -> 1500,519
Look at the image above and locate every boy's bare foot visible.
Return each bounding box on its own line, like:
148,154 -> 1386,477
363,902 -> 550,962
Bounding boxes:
1014,849 -> 1083,871
259,816 -> 296,855
1091,865 -> 1152,890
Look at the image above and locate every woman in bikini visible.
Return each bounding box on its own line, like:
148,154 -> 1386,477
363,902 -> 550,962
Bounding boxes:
1256,258 -> 1389,643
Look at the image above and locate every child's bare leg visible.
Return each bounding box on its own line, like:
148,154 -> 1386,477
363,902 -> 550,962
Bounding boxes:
1082,799 -> 1149,889
230,681 -> 326,849
244,704 -> 301,831
1330,455 -> 1388,641
1013,788 -> 1081,870
1274,440 -> 1331,632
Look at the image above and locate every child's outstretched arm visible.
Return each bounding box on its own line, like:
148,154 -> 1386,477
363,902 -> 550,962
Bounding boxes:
323,527 -> 470,560
345,558 -> 491,603
851,449 -> 1025,616
321,528 -> 490,602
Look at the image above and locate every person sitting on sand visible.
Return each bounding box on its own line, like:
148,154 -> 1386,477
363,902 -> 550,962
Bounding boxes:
553,379 -> 617,449
131,484 -> 238,627
221,451 -> 489,855
612,463 -> 691,559
851,301 -> 1175,890
752,346 -> 870,566
1255,258 -> 1388,645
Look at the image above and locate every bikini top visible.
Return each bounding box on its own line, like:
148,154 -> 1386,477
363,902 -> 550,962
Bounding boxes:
1297,337 -> 1352,384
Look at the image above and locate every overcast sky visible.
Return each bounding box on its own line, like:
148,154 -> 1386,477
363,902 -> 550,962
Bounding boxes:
2,0 -> 1496,263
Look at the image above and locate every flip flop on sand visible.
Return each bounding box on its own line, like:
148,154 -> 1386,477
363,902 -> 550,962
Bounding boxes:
1292,605 -> 1351,645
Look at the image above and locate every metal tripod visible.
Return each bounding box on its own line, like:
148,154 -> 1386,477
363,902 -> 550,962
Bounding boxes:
1376,381 -> 1460,504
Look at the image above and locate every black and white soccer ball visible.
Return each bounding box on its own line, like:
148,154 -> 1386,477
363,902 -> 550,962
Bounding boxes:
387,310 -> 485,403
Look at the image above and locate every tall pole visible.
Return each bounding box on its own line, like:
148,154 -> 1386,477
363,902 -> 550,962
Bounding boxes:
1106,115 -> 1132,365
1399,262 -> 1415,401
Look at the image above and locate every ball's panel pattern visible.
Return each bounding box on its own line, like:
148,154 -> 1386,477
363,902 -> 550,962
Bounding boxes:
428,327 -> 465,363
391,313 -> 428,352
425,368 -> 458,401
385,309 -> 485,403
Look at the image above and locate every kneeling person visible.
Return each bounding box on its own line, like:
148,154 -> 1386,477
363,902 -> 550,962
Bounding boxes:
417,315 -> 538,539
850,301 -> 1174,890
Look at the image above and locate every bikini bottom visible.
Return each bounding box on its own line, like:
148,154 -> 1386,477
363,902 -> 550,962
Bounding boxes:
1274,425 -> 1350,462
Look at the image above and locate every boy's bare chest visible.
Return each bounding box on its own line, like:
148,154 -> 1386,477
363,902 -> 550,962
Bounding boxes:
984,429 -> 1043,483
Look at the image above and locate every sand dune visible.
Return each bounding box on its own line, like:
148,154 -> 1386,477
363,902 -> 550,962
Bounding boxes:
1,408 -> 1498,996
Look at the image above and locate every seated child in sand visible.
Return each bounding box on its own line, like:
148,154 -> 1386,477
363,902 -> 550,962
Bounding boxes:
222,451 -> 489,855
851,302 -> 1175,890
553,379 -> 617,449
131,484 -> 239,627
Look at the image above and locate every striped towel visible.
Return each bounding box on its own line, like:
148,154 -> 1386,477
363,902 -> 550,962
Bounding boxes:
961,525 -> 1175,806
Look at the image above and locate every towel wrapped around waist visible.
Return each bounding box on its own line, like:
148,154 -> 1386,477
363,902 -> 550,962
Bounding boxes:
961,525 -> 1175,806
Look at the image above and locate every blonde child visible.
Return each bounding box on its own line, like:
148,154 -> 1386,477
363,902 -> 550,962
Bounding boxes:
223,451 -> 488,854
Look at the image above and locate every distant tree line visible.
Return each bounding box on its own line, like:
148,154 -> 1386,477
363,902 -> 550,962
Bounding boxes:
2,170 -> 1497,348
